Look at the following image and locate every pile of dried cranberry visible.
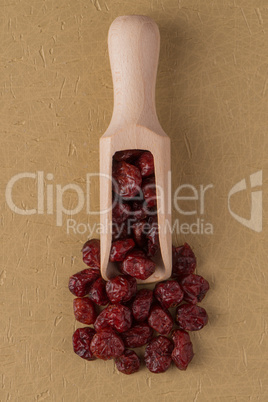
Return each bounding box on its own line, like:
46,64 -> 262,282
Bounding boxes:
68,150 -> 209,374
110,150 -> 159,279
69,240 -> 209,374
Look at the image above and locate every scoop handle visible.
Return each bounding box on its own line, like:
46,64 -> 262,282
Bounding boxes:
108,15 -> 160,126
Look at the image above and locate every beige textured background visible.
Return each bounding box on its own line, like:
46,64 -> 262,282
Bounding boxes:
1,0 -> 268,401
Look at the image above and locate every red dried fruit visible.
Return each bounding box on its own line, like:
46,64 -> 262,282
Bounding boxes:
171,329 -> 194,370
115,349 -> 140,375
82,239 -> 100,268
176,304 -> 208,331
94,308 -> 111,332
172,243 -> 196,278
121,249 -> 156,280
132,220 -> 147,248
88,277 -> 109,306
184,276 -> 209,301
121,323 -> 153,348
112,201 -> 131,224
148,304 -> 173,335
135,151 -> 155,177
72,327 -> 96,361
95,304 -> 132,333
146,216 -> 160,257
172,328 -> 190,345
132,289 -> 153,322
110,238 -> 135,262
113,161 -> 142,199
106,304 -> 132,333
73,297 -> 97,325
106,275 -> 137,304
180,274 -> 209,304
154,280 -> 184,309
68,268 -> 100,297
144,336 -> 174,373
142,176 -> 156,208
91,329 -> 124,360
113,149 -> 143,163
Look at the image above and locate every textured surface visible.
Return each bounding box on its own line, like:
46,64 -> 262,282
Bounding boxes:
0,0 -> 268,400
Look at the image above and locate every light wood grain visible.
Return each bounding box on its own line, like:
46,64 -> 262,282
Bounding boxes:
100,15 -> 172,283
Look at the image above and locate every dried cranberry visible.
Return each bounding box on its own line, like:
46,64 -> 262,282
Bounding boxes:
82,239 -> 100,268
176,304 -> 208,331
144,336 -> 174,373
154,280 -> 184,309
142,176 -> 156,208
110,238 -> 135,262
180,274 -> 209,304
121,323 -> 153,348
91,329 -> 124,360
132,289 -> 153,322
94,309 -> 110,332
72,327 -> 96,361
113,150 -> 143,163
88,277 -> 109,306
132,220 -> 147,248
172,243 -> 196,278
146,216 -> 160,257
171,329 -> 194,370
112,201 -> 131,224
106,275 -> 137,304
172,328 -> 187,345
121,249 -> 156,280
95,304 -> 132,333
73,297 -> 97,325
148,304 -> 173,335
135,151 -> 155,177
115,349 -> 140,375
68,268 -> 100,297
113,161 -> 142,199
106,304 -> 132,333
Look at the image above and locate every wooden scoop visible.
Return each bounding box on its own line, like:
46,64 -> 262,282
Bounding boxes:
99,15 -> 171,283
